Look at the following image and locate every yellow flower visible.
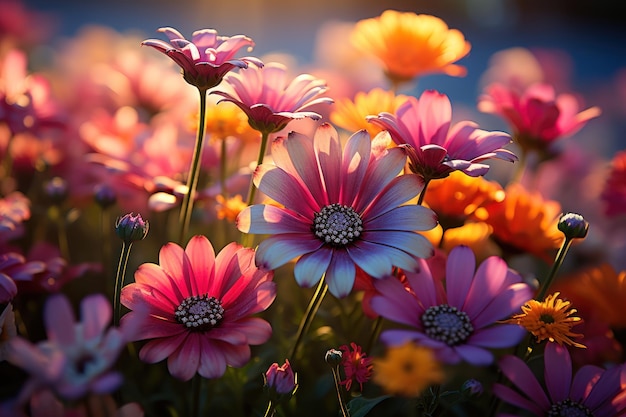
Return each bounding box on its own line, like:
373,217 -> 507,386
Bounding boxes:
372,342 -> 445,398
188,100 -> 259,143
330,88 -> 409,137
215,194 -> 247,222
351,10 -> 471,84
506,292 -> 585,348
473,183 -> 564,262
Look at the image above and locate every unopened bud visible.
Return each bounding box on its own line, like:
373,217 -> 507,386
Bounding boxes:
115,213 -> 149,244
558,212 -> 589,239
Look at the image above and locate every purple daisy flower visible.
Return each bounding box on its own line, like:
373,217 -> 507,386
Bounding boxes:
367,90 -> 517,182
493,343 -> 626,416
371,245 -> 533,365
236,124 -> 437,298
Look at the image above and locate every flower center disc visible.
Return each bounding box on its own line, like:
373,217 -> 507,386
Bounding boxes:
547,399 -> 593,417
175,294 -> 224,331
313,203 -> 363,247
422,304 -> 474,346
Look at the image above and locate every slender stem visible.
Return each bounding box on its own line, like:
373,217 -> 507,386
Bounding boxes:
331,366 -> 350,417
101,206 -> 112,295
289,278 -> 328,362
113,242 -> 132,327
365,316 -> 384,354
263,401 -> 276,417
536,238 -> 573,301
417,178 -> 431,206
241,130 -> 271,247
178,87 -> 208,244
220,136 -> 228,199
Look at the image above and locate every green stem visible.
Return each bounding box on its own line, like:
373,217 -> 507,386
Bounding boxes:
241,130 -> 271,247
113,242 -> 132,327
101,206 -> 112,295
289,278 -> 328,362
178,87 -> 208,244
509,146 -> 527,186
365,316 -> 384,354
417,178 -> 431,206
263,401 -> 276,417
536,237 -> 573,301
331,366 -> 350,417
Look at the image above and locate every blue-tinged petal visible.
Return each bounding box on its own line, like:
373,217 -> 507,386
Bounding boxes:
365,205 -> 437,232
371,278 -> 422,326
255,233 -> 322,270
445,246 -> 475,309
325,251 -> 356,298
237,205 -> 311,234
468,324 -> 526,348
346,243 -> 393,278
294,248 -> 333,288
361,175 -> 425,220
361,230 -> 434,260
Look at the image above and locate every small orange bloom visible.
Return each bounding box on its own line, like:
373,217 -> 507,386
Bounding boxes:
215,194 -> 247,222
372,342 -> 444,398
557,264 -> 626,329
473,183 -> 563,262
441,222 -> 502,262
188,100 -> 259,143
351,10 -> 471,84
506,292 -> 585,348
330,88 -> 409,137
424,171 -> 505,228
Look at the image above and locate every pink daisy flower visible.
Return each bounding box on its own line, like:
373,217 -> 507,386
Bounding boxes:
142,27 -> 263,91
236,124 -> 437,298
339,342 -> 373,391
478,82 -> 600,154
120,236 -> 276,381
601,150 -> 626,217
212,62 -> 334,134
367,89 -> 516,181
493,343 -> 626,417
371,245 -> 533,365
6,293 -> 126,401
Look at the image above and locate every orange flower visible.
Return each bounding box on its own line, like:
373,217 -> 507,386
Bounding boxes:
473,183 -> 563,261
557,264 -> 626,329
215,194 -> 247,222
372,342 -> 444,398
424,171 -> 505,228
505,292 -> 585,348
188,100 -> 259,143
330,88 -> 409,137
441,222 -> 502,262
351,11 -> 470,84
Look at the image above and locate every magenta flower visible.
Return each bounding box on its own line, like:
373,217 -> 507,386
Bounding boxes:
265,360 -> 297,395
478,82 -> 601,154
371,245 -> 533,365
339,342 -> 373,391
493,343 -> 626,417
142,27 -> 263,90
120,236 -> 276,381
6,294 -> 126,402
236,124 -> 437,297
367,90 -> 516,181
213,62 -> 334,134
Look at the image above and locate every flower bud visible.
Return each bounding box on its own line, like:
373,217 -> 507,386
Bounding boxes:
325,348 -> 343,367
461,378 -> 483,397
94,184 -> 117,208
558,212 -> 589,240
264,360 -> 296,395
44,177 -> 68,204
115,213 -> 149,244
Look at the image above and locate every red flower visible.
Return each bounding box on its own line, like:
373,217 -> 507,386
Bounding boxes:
339,342 -> 372,391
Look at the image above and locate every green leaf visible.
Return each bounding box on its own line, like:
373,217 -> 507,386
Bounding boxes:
347,395 -> 392,417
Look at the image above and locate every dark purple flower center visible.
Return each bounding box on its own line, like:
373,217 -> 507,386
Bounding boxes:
313,203 -> 363,247
547,399 -> 593,417
175,294 -> 224,331
422,304 -> 474,346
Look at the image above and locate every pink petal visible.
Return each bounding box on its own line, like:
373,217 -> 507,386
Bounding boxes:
220,317 -> 272,345
325,251 -> 356,298
405,261 -> 440,308
461,256 -> 509,319
444,246 -> 476,309
417,90 -> 452,146
197,340 -> 227,379
220,342 -> 251,368
255,233 -> 322,270
237,205 -> 311,234
211,243 -> 253,296
498,354 -> 551,410
362,174 -> 424,220
81,294 -> 112,341
340,130 -> 371,207
133,263 -> 184,302
121,283 -> 178,319
120,313 -> 184,341
379,329 -> 429,346
254,165 -> 319,217
294,247 -> 333,288
361,230 -> 434,261
139,332 -> 186,364
222,279 -> 275,319
158,243 -> 193,298
314,123 -> 342,203
168,333 -> 201,381
44,294 -> 76,346
493,383 -> 546,416
365,205 -> 437,232
471,283 -> 533,329
185,235 -> 215,295
371,278 -> 421,327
